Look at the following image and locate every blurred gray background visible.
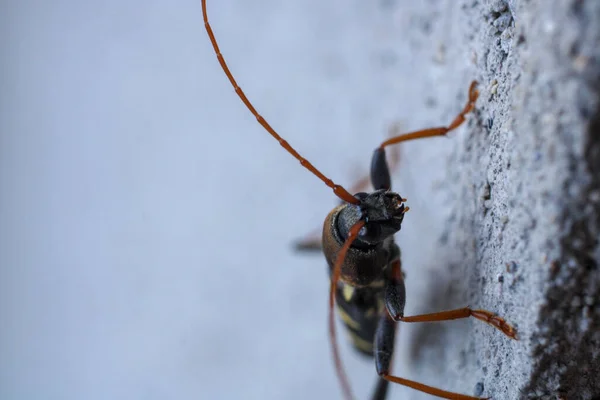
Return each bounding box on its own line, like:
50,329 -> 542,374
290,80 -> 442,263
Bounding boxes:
1,1 -> 466,399
3,0 -> 600,399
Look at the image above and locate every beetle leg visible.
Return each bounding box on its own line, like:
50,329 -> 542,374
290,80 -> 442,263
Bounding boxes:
374,312 -> 486,400
379,81 -> 479,150
393,306 -> 518,339
383,259 -> 407,320
370,146 -> 392,191
353,123 -> 402,193
329,220 -> 365,400
370,376 -> 390,400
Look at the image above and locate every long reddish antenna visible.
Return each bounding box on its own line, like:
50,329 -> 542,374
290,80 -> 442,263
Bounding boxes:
202,0 -> 359,205
329,220 -> 365,400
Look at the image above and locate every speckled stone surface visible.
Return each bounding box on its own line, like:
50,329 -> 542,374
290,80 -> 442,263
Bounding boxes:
408,0 -> 600,399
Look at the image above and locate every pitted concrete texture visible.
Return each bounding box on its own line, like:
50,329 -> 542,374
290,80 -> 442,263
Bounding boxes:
403,0 -> 600,399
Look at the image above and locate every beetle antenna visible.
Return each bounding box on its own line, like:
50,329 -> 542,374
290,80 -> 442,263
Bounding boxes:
329,220 -> 365,400
202,0 -> 359,205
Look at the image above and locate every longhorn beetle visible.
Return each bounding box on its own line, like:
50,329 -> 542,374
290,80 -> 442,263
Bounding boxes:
202,2 -> 518,399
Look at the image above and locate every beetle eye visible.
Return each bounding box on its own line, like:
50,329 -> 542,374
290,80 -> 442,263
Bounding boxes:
354,192 -> 368,201
358,222 -> 382,241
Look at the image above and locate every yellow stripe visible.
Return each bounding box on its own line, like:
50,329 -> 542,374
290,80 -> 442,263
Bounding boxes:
347,331 -> 374,353
368,279 -> 385,288
342,284 -> 355,302
336,306 -> 360,330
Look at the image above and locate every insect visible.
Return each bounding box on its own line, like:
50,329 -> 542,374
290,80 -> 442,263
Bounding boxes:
202,2 -> 518,399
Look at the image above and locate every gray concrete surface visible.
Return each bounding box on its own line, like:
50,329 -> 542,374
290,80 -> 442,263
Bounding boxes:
2,0 -> 599,399
421,1 -> 600,399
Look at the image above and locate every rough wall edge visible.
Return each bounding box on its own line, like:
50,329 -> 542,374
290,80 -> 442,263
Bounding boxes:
525,86 -> 600,399
522,0 -> 600,398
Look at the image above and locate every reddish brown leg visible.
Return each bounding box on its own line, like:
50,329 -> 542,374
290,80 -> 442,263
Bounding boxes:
381,373 -> 488,400
379,81 -> 479,150
329,220 -> 365,400
375,312 -> 489,400
395,307 -> 517,339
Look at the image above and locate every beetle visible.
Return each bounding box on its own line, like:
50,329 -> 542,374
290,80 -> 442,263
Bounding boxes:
201,2 -> 517,399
